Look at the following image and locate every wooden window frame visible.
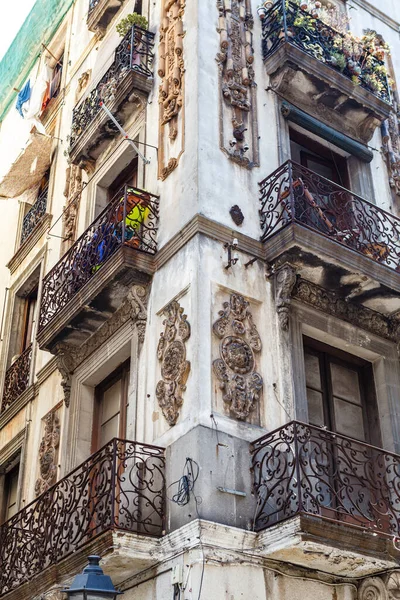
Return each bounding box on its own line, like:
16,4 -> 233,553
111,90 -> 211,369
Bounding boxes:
91,360 -> 130,452
303,336 -> 381,446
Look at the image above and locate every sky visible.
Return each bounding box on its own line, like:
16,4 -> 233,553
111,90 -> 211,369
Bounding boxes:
0,0 -> 37,61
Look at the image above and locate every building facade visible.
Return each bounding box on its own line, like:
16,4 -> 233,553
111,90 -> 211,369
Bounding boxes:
0,0 -> 400,598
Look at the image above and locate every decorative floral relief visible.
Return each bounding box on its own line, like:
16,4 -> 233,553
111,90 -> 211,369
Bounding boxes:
156,300 -> 191,425
158,0 -> 185,180
213,293 -> 263,420
34,409 -> 61,496
216,0 -> 259,168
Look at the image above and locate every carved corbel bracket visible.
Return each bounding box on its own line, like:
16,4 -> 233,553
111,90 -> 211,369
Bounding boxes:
156,300 -> 191,426
358,577 -> 389,600
53,343 -> 74,407
274,264 -> 297,331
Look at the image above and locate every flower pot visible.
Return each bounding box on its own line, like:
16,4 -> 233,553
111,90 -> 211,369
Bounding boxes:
257,6 -> 267,19
263,0 -> 273,8
300,1 -> 308,9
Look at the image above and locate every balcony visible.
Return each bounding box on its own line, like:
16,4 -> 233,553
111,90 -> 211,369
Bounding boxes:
87,0 -> 124,36
0,438 -> 166,598
0,345 -> 32,414
69,26 -> 154,167
251,421 -> 400,574
261,1 -> 391,143
20,186 -> 48,246
37,185 -> 158,352
259,160 -> 400,316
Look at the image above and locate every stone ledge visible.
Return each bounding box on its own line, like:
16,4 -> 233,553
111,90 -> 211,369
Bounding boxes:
6,214 -> 52,275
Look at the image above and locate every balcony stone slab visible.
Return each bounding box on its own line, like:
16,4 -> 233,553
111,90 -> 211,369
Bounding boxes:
265,43 -> 391,144
37,245 -> 154,352
68,73 -> 150,168
266,223 -> 400,321
256,515 -> 400,577
87,0 -> 125,36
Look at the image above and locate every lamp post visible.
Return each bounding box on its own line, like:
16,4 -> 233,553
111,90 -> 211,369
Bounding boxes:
62,555 -> 123,600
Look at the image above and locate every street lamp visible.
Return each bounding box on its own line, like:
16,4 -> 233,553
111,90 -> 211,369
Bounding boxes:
63,555 -> 123,600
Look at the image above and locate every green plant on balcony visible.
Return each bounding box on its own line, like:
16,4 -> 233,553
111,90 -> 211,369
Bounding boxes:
116,12 -> 148,36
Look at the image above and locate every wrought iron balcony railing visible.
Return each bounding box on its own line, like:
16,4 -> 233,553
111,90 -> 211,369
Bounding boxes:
251,421 -> 400,536
261,0 -> 390,103
20,186 -> 48,246
69,25 -> 154,149
0,438 -> 166,596
1,345 -> 32,414
259,160 -> 400,272
39,185 -> 159,331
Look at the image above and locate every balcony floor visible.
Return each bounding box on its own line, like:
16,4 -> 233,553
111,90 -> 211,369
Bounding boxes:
266,223 -> 400,318
37,245 -> 154,352
256,514 -> 400,577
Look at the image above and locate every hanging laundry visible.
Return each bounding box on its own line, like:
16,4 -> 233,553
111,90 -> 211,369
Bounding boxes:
24,63 -> 52,121
15,80 -> 31,117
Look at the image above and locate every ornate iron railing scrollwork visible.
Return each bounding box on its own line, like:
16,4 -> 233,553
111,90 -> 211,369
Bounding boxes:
251,421 -> 400,536
259,160 -> 400,272
20,186 -> 48,246
261,0 -> 391,104
39,185 -> 159,331
69,25 -> 155,149
1,344 -> 32,413
0,438 -> 166,596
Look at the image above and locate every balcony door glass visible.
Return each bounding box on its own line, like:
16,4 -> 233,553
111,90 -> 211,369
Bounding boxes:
303,338 -> 383,526
92,360 -> 130,451
2,464 -> 19,523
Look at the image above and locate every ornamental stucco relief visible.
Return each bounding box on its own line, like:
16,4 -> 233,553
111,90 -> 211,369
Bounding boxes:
34,408 -> 61,496
158,0 -> 185,180
216,0 -> 259,168
213,293 -> 263,420
156,300 -> 191,425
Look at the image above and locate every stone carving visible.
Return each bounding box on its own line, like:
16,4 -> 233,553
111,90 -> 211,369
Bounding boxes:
213,293 -> 263,420
275,264 -> 297,331
386,572 -> 400,600
156,300 -> 191,426
75,70 -> 91,102
34,408 -> 61,496
52,285 -> 149,382
61,165 -> 83,254
382,108 -> 400,197
358,577 -> 388,600
216,0 -> 259,168
158,0 -> 185,180
230,205 -> 244,226
293,278 -> 400,343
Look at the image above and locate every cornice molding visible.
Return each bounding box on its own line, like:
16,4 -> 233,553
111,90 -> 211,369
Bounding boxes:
0,428 -> 25,467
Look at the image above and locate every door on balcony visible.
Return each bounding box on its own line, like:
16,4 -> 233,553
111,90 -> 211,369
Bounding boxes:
107,157 -> 138,204
92,360 -> 130,451
0,462 -> 20,524
289,129 -> 352,236
303,338 -> 384,529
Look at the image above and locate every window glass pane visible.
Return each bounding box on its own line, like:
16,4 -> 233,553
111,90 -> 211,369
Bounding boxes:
304,352 -> 322,390
101,380 -> 121,424
330,362 -> 361,404
334,398 -> 365,440
100,414 -> 120,447
5,467 -> 19,521
307,389 -> 325,427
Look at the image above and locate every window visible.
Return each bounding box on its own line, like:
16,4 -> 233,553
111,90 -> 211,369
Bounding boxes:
42,54 -> 63,112
92,360 -> 130,451
107,157 -> 138,202
20,287 -> 38,354
304,337 -> 381,445
1,462 -> 20,524
290,128 -> 349,187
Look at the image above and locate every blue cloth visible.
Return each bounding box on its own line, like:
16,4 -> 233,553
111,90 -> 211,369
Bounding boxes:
15,80 -> 31,117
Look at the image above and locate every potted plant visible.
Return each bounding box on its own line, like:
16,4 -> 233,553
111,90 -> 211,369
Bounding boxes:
116,12 -> 148,37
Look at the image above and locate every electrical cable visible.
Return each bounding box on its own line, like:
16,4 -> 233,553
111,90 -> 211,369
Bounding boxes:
167,458 -> 200,507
